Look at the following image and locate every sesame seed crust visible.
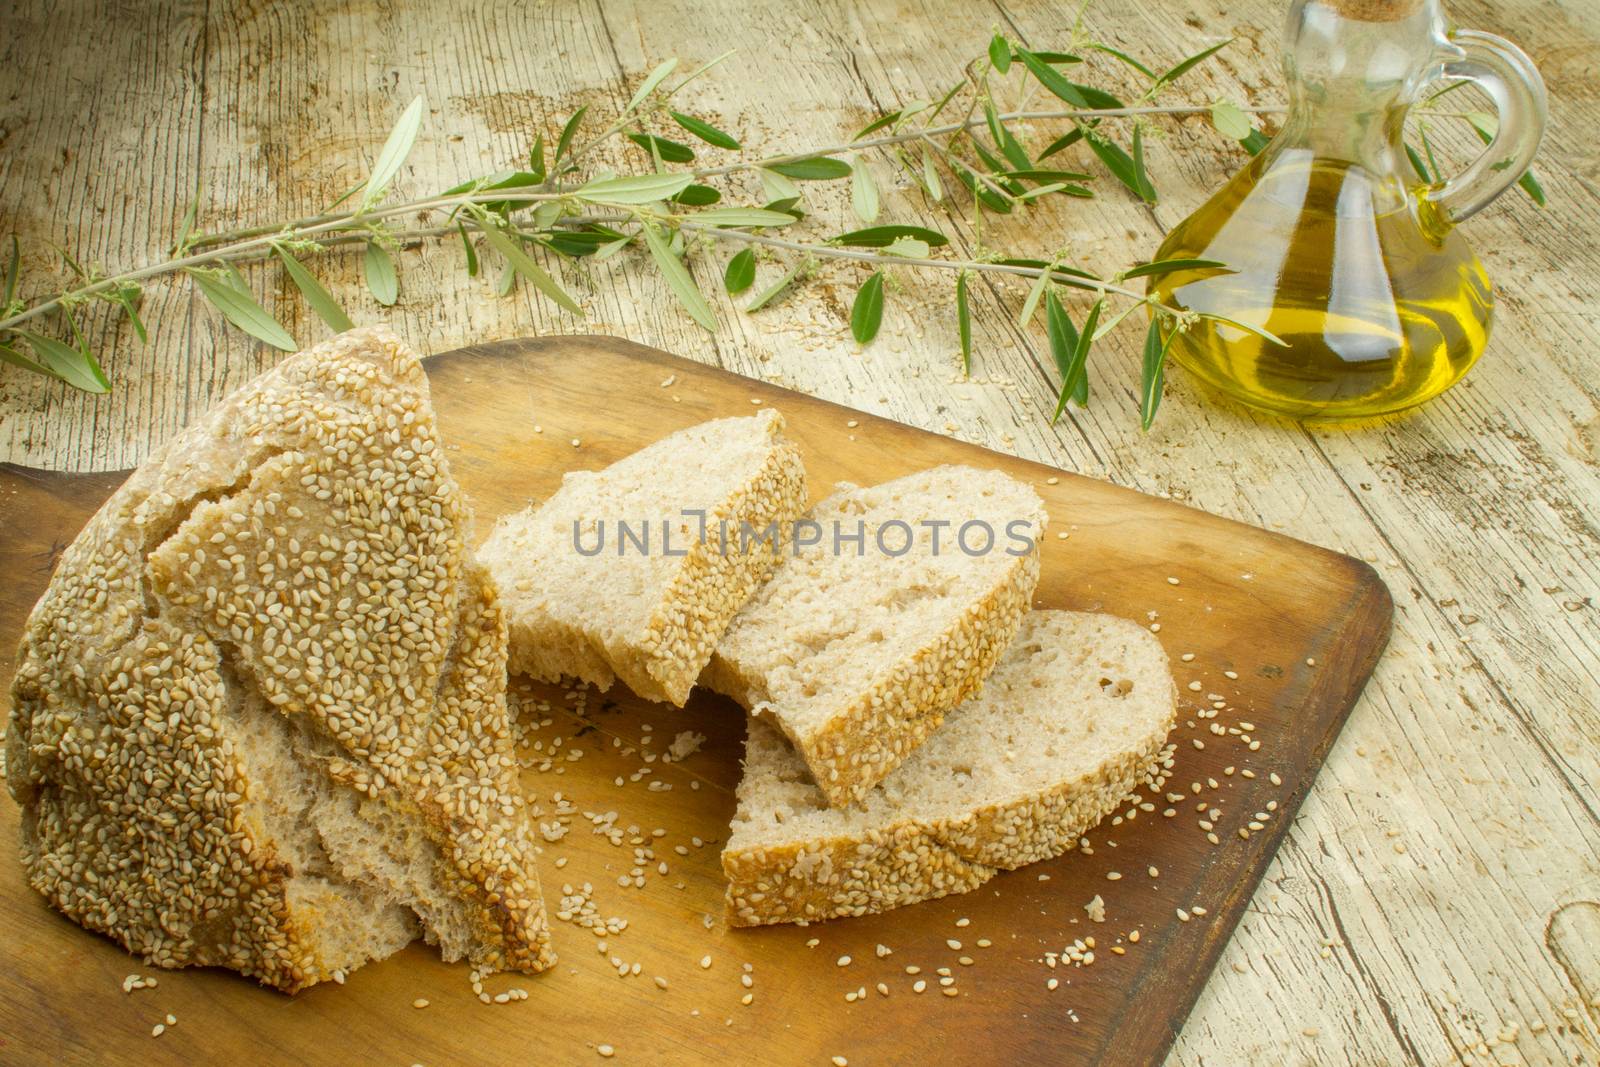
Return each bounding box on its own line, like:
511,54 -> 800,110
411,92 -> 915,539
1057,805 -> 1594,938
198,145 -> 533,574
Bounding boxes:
480,409 -> 807,707
4,327 -> 553,992
703,467 -> 1046,808
722,611 -> 1177,926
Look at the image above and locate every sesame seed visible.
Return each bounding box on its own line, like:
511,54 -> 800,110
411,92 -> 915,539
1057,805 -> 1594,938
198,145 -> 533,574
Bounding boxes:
1106,871 -> 1122,881
1177,909 -> 1191,922
1046,476 -> 1059,485
413,998 -> 429,1009
571,437 -> 581,447
913,980 -> 927,993
165,1015 -> 176,1026
740,993 -> 754,1006
1167,577 -> 1180,585
1047,978 -> 1059,991
976,938 -> 992,948
598,1046 -> 615,1058
942,987 -> 959,998
837,955 -> 852,967
946,939 -> 962,950
955,917 -> 970,927
700,955 -> 712,969
832,1058 -> 849,1067
654,976 -> 669,990
151,1024 -> 165,1038
875,944 -> 892,958
905,965 -> 921,975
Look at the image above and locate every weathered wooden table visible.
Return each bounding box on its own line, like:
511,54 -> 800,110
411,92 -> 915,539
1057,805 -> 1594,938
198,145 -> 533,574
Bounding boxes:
1,0 -> 1597,1063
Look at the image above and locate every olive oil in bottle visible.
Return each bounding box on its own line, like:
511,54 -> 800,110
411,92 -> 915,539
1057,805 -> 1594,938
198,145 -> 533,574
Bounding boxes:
1148,148 -> 1493,420
1147,0 -> 1544,422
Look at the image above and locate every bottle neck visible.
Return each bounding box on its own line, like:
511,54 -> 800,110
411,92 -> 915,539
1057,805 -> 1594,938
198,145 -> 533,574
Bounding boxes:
1281,83 -> 1411,174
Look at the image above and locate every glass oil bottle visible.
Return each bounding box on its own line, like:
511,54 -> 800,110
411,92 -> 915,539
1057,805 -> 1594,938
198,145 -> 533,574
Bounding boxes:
1148,0 -> 1545,421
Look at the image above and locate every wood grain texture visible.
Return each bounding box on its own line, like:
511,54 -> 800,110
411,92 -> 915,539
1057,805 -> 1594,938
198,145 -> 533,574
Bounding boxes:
1,0 -> 1598,1062
0,337 -> 1390,1065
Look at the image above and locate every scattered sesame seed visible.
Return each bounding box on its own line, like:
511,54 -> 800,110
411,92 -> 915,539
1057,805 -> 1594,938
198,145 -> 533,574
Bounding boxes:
654,976 -> 669,990
837,955 -> 852,967
413,998 -> 429,1009
1129,930 -> 1141,943
875,944 -> 892,958
1106,871 -> 1122,881
740,993 -> 754,1006
1167,577 -> 1180,585
165,1014 -> 176,1026
942,987 -> 959,998
1177,909 -> 1191,922
700,955 -> 712,969
832,1057 -> 848,1067
955,917 -> 970,928
1047,978 -> 1059,991
1148,866 -> 1160,878
151,1024 -> 165,1038
1046,476 -> 1059,485
976,939 -> 992,948
913,980 -> 927,994
946,939 -> 962,950
598,1045 -> 615,1058
846,419 -> 859,428
571,437 -> 581,447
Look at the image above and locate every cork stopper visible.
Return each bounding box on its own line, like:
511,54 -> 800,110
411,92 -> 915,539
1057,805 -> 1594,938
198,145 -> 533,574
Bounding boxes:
1323,0 -> 1423,20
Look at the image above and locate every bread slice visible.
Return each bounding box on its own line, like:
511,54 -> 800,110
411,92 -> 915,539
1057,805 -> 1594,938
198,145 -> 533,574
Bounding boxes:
723,610 -> 1177,926
478,409 -> 806,707
702,465 -> 1046,807
5,328 -> 554,993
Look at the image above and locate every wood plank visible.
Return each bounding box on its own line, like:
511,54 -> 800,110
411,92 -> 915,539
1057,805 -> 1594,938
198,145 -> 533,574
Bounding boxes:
0,336 -> 1390,1065
1,0 -> 1598,1062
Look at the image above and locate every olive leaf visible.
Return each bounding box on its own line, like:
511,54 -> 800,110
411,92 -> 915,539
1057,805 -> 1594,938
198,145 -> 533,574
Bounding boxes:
1140,317 -> 1177,431
364,241 -> 399,306
627,133 -> 696,163
627,58 -> 679,112
16,329 -> 110,393
473,215 -> 582,315
1152,39 -> 1233,94
724,248 -> 756,294
684,207 -> 797,228
189,269 -> 297,351
670,111 -> 740,150
851,158 -> 880,224
746,259 -> 806,312
766,157 -> 851,181
362,95 -> 426,210
1052,297 -> 1100,421
834,225 -> 948,248
850,271 -> 885,344
642,222 -> 716,331
988,34 -> 1012,73
275,245 -> 355,331
576,172 -> 695,204
1209,100 -> 1252,140
956,271 -> 972,375
552,106 -> 588,168
457,222 -> 480,277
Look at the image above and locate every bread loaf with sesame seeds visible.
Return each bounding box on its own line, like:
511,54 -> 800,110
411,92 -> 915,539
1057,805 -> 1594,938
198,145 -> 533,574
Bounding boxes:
702,466 -> 1046,808
478,409 -> 807,707
723,610 -> 1177,926
4,327 -> 554,993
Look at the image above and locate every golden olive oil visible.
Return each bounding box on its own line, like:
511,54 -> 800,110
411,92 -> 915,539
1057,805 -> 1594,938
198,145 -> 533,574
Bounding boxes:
1149,149 -> 1493,421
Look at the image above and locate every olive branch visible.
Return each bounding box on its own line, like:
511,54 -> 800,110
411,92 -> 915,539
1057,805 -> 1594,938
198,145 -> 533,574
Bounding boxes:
0,26 -> 1543,430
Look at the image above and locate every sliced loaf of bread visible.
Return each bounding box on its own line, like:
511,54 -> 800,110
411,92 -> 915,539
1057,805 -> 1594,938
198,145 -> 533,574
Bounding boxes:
479,409 -> 806,707
723,610 -> 1177,926
702,465 -> 1045,807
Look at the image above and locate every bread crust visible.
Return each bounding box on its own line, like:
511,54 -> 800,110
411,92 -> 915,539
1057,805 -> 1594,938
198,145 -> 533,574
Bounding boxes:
723,612 -> 1178,926
485,410 -> 807,708
5,328 -> 553,991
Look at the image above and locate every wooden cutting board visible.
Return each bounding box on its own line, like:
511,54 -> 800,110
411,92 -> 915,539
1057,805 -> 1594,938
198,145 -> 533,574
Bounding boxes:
0,337 -> 1391,1066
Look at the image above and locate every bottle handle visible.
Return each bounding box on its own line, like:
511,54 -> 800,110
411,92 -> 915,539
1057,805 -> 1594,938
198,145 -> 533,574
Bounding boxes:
1420,29 -> 1547,228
